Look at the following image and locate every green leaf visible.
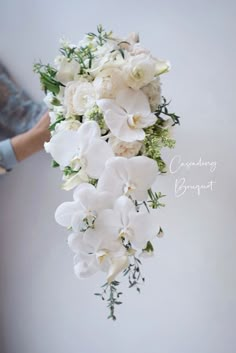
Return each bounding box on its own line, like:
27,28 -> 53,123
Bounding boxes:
49,117 -> 65,131
51,160 -> 59,168
118,49 -> 125,59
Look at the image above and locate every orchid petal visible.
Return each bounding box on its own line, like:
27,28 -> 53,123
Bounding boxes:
129,211 -> 160,248
113,196 -> 135,227
97,157 -> 127,198
68,232 -> 86,253
45,130 -> 79,167
55,201 -> 79,227
128,156 -> 158,200
85,139 -> 114,178
107,256 -> 129,283
116,88 -> 150,115
73,183 -> 95,201
74,255 -> 99,278
97,99 -> 125,116
77,121 -> 101,149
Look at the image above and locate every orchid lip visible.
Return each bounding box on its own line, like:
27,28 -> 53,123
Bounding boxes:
124,181 -> 136,195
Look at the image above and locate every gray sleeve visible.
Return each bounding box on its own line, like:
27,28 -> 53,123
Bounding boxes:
0,138 -> 18,173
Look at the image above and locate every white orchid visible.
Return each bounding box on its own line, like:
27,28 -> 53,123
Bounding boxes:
94,195 -> 160,249
70,231 -> 129,282
44,121 -> 114,179
97,87 -> 157,142
67,222 -> 128,281
98,156 -> 158,201
55,183 -> 113,232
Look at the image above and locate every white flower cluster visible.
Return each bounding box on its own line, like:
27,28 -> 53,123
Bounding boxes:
39,27 -> 173,307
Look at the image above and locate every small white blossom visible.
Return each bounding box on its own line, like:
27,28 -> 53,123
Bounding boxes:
55,56 -> 80,84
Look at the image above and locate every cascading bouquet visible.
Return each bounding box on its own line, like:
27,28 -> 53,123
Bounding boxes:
34,25 -> 180,320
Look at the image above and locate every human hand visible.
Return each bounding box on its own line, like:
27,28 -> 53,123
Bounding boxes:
33,111 -> 51,143
11,110 -> 50,162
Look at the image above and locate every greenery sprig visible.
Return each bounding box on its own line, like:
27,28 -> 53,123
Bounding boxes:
147,189 -> 166,209
95,281 -> 123,321
33,62 -> 64,94
143,96 -> 179,173
87,24 -> 113,46
155,96 -> 180,126
123,256 -> 145,293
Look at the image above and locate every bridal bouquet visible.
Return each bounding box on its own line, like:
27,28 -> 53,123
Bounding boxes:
34,25 -> 180,320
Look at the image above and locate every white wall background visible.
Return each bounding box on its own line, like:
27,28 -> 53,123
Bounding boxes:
0,1 -> 235,352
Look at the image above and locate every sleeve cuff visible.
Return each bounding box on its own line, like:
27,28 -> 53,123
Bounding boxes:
0,139 -> 18,171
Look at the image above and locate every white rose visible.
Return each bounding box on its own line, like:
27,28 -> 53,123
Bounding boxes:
93,68 -> 126,99
108,135 -> 142,158
123,53 -> 157,90
55,119 -> 81,133
141,77 -> 161,112
64,80 -> 96,116
54,56 -> 80,85
123,53 -> 170,90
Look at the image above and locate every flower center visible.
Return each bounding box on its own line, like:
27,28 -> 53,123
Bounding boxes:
132,67 -> 144,80
85,209 -> 97,227
127,114 -> 142,128
70,153 -> 87,171
124,181 -> 136,195
96,250 -> 109,264
119,227 -> 134,244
